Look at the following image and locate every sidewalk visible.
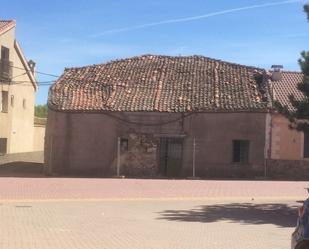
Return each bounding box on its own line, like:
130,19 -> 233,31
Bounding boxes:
0,178 -> 307,201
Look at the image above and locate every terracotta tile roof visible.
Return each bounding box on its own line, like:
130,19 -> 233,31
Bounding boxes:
48,55 -> 270,113
0,20 -> 16,35
272,71 -> 304,110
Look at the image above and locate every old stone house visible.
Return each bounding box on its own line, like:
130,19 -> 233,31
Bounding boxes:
0,20 -> 39,155
45,55 -> 277,177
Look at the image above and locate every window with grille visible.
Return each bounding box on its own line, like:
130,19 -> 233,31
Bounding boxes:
1,46 -> 9,60
1,91 -> 8,113
233,140 -> 250,163
0,138 -> 7,155
120,138 -> 128,152
0,46 -> 11,80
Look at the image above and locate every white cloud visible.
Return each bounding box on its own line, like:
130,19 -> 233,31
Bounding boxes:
91,0 -> 305,37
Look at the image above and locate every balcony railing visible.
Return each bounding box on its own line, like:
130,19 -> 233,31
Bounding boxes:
0,59 -> 13,82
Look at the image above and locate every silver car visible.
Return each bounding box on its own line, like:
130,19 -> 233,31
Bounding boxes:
291,189 -> 309,249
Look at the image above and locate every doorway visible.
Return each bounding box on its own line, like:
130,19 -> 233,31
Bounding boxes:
159,137 -> 183,177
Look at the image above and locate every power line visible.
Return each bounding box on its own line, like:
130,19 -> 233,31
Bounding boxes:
0,79 -> 55,86
105,112 -> 192,126
4,64 -> 269,100
0,78 -> 269,105
64,110 -> 193,126
10,65 -> 59,78
8,64 -> 197,91
11,72 -> 27,79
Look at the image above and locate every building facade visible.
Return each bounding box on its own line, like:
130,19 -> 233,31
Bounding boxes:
0,20 -> 37,155
45,55 -> 273,177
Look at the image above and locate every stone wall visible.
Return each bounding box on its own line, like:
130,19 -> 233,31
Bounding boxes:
119,133 -> 159,177
184,165 -> 264,179
267,159 -> 309,180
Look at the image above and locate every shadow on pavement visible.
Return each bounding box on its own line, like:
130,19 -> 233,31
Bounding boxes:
158,203 -> 298,228
0,162 -> 44,177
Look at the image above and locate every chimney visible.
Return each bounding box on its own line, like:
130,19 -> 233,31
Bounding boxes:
271,65 -> 283,81
28,60 -> 36,76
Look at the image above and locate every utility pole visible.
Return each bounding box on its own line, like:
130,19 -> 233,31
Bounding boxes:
117,137 -> 121,177
47,135 -> 53,176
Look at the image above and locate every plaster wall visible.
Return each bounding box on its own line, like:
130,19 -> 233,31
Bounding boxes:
271,114 -> 302,160
45,110 -> 267,177
0,26 -> 35,153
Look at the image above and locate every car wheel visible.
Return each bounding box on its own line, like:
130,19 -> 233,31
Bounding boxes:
296,241 -> 309,249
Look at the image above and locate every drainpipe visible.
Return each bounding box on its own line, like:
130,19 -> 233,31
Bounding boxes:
47,135 -> 53,176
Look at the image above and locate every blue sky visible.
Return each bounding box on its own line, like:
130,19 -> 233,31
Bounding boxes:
1,0 -> 308,104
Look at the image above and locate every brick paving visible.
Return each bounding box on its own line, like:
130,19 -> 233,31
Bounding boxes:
0,199 -> 298,249
0,178 -> 308,200
0,178 -> 307,249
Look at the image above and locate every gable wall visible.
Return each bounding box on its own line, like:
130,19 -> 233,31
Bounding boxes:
0,27 -> 35,153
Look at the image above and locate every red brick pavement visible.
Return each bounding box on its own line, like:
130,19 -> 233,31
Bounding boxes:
0,178 -> 308,200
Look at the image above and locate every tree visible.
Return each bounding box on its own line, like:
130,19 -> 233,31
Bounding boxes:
275,4 -> 309,131
35,104 -> 48,118
305,4 -> 309,20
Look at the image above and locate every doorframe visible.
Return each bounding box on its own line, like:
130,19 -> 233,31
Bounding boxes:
157,134 -> 185,177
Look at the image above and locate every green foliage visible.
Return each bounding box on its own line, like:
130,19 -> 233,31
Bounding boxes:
35,104 -> 48,118
275,4 -> 309,131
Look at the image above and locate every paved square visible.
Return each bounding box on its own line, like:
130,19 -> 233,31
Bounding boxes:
0,178 -> 308,249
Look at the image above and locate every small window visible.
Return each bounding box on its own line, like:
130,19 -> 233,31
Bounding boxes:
22,99 -> 26,109
1,91 -> 8,113
1,46 -> 9,60
120,138 -> 128,152
233,140 -> 250,163
304,131 -> 309,158
0,138 -> 7,155
10,95 -> 14,107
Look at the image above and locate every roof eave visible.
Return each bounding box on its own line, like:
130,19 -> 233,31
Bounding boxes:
14,40 -> 37,91
0,20 -> 16,36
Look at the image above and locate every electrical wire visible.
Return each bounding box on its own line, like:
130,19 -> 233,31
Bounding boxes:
56,109 -> 193,126
11,72 -> 27,79
103,112 -> 192,126
5,63 -> 268,96
1,67 -> 268,126
6,64 -> 196,91
0,79 -> 55,86
10,65 -> 59,78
